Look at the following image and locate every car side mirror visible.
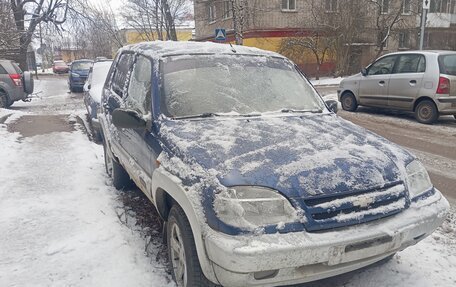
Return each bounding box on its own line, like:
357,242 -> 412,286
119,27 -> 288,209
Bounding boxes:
112,108 -> 146,129
325,100 -> 338,114
361,68 -> 368,76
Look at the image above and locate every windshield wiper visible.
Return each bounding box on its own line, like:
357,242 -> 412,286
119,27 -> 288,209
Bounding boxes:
280,108 -> 323,114
174,112 -> 220,120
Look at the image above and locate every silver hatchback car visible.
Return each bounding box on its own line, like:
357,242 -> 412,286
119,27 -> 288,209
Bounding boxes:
338,51 -> 456,124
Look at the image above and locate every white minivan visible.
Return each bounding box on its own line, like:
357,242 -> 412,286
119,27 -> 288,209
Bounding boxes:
338,51 -> 456,124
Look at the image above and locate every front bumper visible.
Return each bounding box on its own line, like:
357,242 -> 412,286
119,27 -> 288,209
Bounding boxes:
204,190 -> 449,287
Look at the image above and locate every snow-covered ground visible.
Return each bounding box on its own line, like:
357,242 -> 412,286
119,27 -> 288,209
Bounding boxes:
311,77 -> 344,86
0,77 -> 455,287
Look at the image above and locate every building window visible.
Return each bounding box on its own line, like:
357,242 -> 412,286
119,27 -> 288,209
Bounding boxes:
282,0 -> 296,11
431,0 -> 452,13
208,3 -> 216,23
398,31 -> 410,48
380,0 -> 389,14
325,0 -> 338,12
223,1 -> 232,19
402,0 -> 411,14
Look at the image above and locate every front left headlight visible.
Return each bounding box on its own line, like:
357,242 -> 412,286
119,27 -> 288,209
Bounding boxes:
406,160 -> 433,198
213,186 -> 298,229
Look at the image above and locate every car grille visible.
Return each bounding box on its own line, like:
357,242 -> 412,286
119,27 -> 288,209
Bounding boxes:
299,182 -> 408,232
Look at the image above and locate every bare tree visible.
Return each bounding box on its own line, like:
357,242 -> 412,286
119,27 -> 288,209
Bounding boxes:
9,0 -> 69,70
0,1 -> 19,49
122,0 -> 191,42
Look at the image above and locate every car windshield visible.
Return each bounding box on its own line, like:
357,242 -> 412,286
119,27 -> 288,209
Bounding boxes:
161,55 -> 324,118
55,61 -> 66,67
72,61 -> 92,71
439,54 -> 456,76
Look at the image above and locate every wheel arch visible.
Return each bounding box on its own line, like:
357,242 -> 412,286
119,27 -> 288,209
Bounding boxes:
152,169 -> 219,284
413,96 -> 438,112
340,89 -> 356,101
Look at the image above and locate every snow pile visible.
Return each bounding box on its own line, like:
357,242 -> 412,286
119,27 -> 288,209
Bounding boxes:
0,112 -> 173,287
311,77 -> 345,86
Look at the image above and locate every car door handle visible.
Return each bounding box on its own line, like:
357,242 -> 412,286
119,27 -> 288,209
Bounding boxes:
409,80 -> 417,85
379,80 -> 385,85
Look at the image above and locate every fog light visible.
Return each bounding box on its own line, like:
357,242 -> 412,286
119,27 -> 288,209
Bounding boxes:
254,269 -> 279,280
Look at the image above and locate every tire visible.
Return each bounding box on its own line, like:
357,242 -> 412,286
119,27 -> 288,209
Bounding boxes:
341,92 -> 358,112
23,71 -> 34,94
453,115 -> 456,120
0,91 -> 12,109
415,100 -> 438,124
167,205 -> 216,287
103,141 -> 133,189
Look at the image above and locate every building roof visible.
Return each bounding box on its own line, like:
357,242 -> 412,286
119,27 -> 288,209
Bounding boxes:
120,41 -> 283,59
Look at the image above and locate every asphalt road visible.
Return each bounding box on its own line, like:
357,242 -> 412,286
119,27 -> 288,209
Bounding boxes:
316,85 -> 456,201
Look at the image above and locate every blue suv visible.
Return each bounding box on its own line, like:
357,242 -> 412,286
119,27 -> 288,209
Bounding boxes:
99,42 -> 449,287
68,59 -> 93,92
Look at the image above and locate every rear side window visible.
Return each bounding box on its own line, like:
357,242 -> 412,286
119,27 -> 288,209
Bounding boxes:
11,62 -> 22,74
111,53 -> 135,97
0,64 -> 7,74
394,54 -> 426,73
439,55 -> 456,76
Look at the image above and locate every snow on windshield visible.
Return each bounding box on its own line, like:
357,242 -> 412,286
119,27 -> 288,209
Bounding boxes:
72,61 -> 92,71
161,55 -> 323,117
89,62 -> 113,103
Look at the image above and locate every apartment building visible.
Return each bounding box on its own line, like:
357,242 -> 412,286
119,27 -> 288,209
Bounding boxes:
194,0 -> 456,76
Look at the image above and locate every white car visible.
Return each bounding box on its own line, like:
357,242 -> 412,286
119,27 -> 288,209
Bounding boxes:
338,51 -> 456,124
83,60 -> 113,141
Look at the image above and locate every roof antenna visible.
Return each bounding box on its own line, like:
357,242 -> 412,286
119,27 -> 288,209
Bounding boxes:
229,42 -> 237,53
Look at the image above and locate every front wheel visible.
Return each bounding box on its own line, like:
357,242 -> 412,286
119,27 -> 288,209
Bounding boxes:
341,92 -> 358,112
415,100 -> 438,124
167,205 -> 215,287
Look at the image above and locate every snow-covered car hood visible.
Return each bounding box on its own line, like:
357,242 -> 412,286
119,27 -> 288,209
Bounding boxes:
158,114 -> 414,199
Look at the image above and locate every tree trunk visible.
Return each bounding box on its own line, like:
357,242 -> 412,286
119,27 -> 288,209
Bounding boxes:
161,0 -> 177,41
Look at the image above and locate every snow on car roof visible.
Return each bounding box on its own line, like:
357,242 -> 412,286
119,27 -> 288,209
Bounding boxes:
120,41 -> 284,59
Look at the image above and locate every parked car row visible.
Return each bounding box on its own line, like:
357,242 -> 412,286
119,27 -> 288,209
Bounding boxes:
92,42 -> 448,287
338,50 -> 456,124
0,59 -> 34,108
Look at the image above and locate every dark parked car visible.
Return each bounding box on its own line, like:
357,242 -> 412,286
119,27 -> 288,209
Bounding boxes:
52,60 -> 69,74
68,59 -> 93,92
83,60 -> 113,141
0,59 -> 34,108
99,42 -> 449,287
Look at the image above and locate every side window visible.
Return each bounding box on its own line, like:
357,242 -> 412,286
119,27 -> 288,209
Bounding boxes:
0,64 -> 7,74
395,54 -> 426,74
111,53 -> 134,97
368,56 -> 397,75
126,55 -> 152,115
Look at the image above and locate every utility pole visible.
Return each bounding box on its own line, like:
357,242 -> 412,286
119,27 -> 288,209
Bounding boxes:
420,0 -> 430,50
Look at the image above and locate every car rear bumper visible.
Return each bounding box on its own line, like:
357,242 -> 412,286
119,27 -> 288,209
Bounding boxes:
437,96 -> 456,115
204,190 -> 449,287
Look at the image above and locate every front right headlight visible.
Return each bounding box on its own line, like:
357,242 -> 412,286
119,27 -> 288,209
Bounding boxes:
406,160 -> 433,198
72,72 -> 80,78
214,186 -> 298,229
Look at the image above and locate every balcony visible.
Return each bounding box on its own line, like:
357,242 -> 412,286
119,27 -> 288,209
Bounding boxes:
425,13 -> 456,28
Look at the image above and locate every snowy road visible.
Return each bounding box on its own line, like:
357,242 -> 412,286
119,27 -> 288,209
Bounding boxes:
0,76 -> 455,287
317,87 -> 456,202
